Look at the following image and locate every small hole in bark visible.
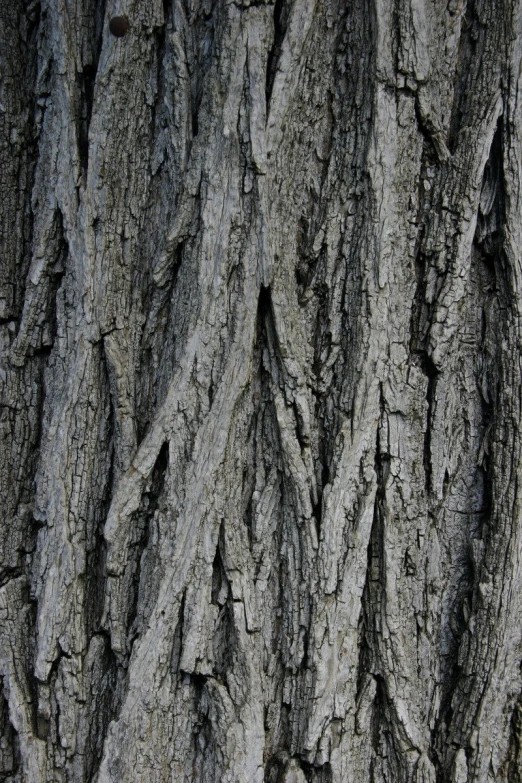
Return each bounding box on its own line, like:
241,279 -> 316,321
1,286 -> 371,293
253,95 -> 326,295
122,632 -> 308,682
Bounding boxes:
109,16 -> 129,37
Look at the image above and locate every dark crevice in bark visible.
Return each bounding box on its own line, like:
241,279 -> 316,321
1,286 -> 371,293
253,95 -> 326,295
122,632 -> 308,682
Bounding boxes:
370,427 -> 386,608
432,112 -> 506,778
439,562 -> 474,728
14,206 -> 68,364
1,245 -> 61,604
0,567 -> 25,589
191,106 -> 199,138
85,364 -> 114,643
291,401 -> 307,452
265,0 -> 288,109
311,493 -> 323,539
369,676 -> 397,779
186,652 -> 253,779
272,498 -> 303,757
295,218 -> 327,308
355,412 -> 387,762
24,596 -> 43,739
81,636 -> 124,783
170,589 -> 187,676
255,283 -> 276,390
0,679 -> 21,780
250,292 -> 283,588
366,409 -> 418,779
211,525 -> 228,607
255,286 -> 313,753
15,368 -> 47,558
30,344 -> 53,359
151,2 -> 169,153
77,64 -> 96,172
257,284 -> 273,327
139,238 -> 185,442
390,0 -> 401,80
186,3 -> 216,142
44,212 -> 67,355
409,194 -> 430,341
209,535 -> 244,712
447,0 -> 481,154
357,540 -> 375,700
191,672 -> 214,781
421,357 -> 438,495
477,116 -> 505,263
243,479 -> 255,552
410,221 -> 439,495
85,515 -> 112,646
264,754 -> 286,783
243,325 -> 265,553
25,0 -> 42,29
508,697 -> 522,783
265,755 -> 332,783
0,386 -> 45,642
32,642 -> 69,749
126,441 -> 170,646
6,0 -> 40,321
472,114 -> 503,539
295,218 -> 310,294
77,0 -> 107,171
257,284 -> 286,387
306,0 -> 374,460
300,759 -> 333,783
311,379 -> 332,540
212,596 -> 237,683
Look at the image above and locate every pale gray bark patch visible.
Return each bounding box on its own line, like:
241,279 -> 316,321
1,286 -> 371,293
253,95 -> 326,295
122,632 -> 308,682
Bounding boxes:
2,0 -> 522,781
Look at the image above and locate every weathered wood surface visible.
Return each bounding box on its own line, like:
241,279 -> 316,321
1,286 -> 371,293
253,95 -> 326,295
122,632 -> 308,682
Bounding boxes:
2,0 -> 522,780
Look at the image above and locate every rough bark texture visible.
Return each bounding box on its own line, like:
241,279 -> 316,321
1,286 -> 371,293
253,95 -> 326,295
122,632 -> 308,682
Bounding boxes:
2,0 -> 522,781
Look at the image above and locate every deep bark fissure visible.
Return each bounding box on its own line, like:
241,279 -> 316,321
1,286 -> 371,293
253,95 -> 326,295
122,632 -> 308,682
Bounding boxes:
265,0 -> 287,109
126,440 -> 170,648
77,0 -> 107,171
0,678 -> 21,780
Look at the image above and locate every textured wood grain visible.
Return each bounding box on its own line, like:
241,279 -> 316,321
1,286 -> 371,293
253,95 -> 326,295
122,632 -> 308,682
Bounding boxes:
2,0 -> 522,781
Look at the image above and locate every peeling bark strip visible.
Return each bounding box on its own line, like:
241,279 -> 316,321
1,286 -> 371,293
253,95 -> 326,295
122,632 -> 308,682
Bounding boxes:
2,0 -> 522,780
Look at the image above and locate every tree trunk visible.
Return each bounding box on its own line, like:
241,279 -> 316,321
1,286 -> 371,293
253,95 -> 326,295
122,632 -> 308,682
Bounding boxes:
2,0 -> 522,780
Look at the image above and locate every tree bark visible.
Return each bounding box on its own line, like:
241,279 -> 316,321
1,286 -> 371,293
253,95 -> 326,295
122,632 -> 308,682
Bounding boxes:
2,0 -> 522,780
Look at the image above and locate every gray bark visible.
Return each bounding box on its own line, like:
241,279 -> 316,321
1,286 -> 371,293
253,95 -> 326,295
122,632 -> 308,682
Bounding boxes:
1,0 -> 522,780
